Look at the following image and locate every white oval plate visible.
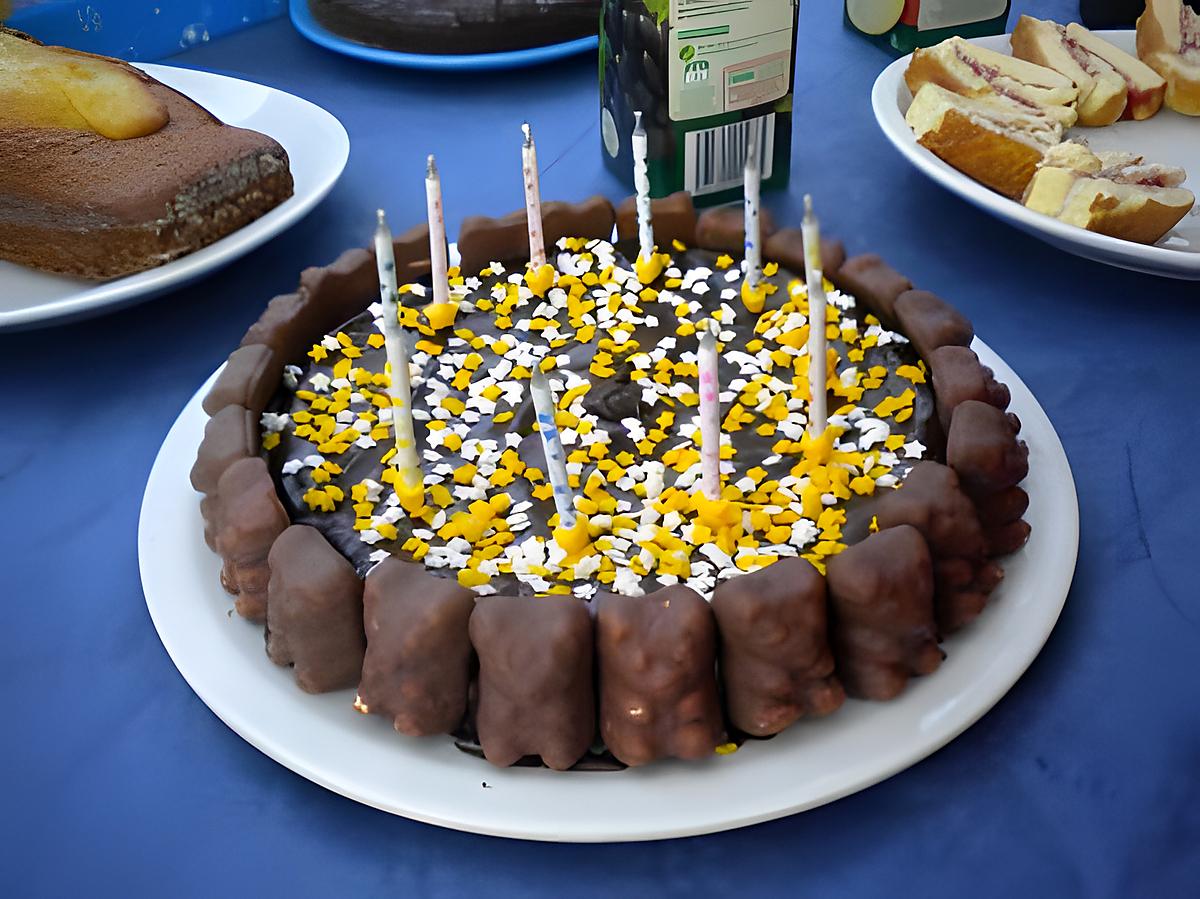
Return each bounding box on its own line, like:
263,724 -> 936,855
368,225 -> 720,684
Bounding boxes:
138,339 -> 1077,842
873,31 -> 1200,280
0,64 -> 349,330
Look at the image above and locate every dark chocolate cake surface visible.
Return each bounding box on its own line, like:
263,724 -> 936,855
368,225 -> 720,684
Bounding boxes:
264,238 -> 935,599
309,0 -> 601,55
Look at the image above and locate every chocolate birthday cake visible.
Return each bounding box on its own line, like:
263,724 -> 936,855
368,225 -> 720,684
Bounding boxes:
193,192 -> 1030,770
308,1 -> 600,55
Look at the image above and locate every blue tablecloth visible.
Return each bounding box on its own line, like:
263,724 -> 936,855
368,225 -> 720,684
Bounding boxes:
4,3 -> 1198,895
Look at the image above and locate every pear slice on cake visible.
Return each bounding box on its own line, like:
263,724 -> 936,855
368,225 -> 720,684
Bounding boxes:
0,26 -> 169,139
1137,0 -> 1200,116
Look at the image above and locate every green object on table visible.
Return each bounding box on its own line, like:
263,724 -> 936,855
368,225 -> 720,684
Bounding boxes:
600,0 -> 799,208
843,0 -> 1011,55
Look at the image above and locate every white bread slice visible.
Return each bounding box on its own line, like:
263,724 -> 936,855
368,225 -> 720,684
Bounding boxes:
1137,0 -> 1200,116
906,83 -> 1064,200
1011,15 -> 1129,126
1024,141 -> 1195,244
906,36 -> 1079,127
1064,23 -> 1166,120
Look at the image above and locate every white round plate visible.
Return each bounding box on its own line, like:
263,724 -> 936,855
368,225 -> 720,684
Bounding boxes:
139,340 -> 1077,842
0,64 -> 349,331
873,31 -> 1200,280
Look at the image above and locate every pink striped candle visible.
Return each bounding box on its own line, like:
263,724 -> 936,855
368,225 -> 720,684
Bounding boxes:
698,319 -> 721,500
521,122 -> 547,268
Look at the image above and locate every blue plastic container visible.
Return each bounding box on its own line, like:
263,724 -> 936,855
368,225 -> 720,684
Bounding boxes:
5,0 -> 284,60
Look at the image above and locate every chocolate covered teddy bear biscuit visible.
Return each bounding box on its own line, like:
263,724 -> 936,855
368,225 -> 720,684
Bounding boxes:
214,458 -> 290,622
241,225 -> 431,364
190,404 -> 256,497
202,344 -> 279,417
948,402 -> 1032,559
469,595 -> 595,770
984,517 -> 1033,557
930,346 -> 1012,433
830,254 -> 912,329
239,291 -> 318,364
827,526 -> 942,700
595,587 -> 723,766
975,485 -> 1032,556
694,204 -> 776,253
874,462 -> 986,559
266,525 -> 366,694
947,401 -> 1029,498
976,485 -> 1030,525
872,462 -> 1002,634
301,232 -> 435,335
358,559 -> 475,737
893,289 -> 974,361
763,227 -> 847,278
712,559 -> 844,737
192,404 -> 258,550
299,248 -> 379,334
615,191 -> 697,248
931,556 -> 1005,633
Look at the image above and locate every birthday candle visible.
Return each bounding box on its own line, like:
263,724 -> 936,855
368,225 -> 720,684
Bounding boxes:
374,210 -> 423,492
632,110 -> 654,263
374,207 -> 398,313
530,368 -> 576,528
743,124 -> 762,288
698,319 -> 722,500
803,196 -> 828,435
801,192 -> 822,275
521,122 -> 547,268
425,154 -> 450,307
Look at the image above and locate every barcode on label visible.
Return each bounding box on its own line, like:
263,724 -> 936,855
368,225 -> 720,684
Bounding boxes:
684,114 -> 776,197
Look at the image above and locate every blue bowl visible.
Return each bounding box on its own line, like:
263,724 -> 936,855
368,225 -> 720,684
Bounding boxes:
289,0 -> 599,71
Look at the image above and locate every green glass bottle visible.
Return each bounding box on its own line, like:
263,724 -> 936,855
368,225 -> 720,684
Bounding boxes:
843,0 -> 1011,55
600,0 -> 800,207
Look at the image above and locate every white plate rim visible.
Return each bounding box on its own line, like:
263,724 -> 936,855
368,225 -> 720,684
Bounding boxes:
871,30 -> 1200,280
0,63 -> 350,330
138,339 -> 1078,842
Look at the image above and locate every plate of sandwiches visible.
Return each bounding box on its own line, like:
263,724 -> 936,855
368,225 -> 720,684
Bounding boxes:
872,1 -> 1200,280
0,26 -> 349,330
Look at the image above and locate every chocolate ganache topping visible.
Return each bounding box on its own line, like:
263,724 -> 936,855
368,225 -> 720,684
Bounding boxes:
264,237 -> 936,599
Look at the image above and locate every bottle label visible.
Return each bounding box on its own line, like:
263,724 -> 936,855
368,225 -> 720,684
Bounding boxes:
684,113 -> 776,197
667,0 -> 796,122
